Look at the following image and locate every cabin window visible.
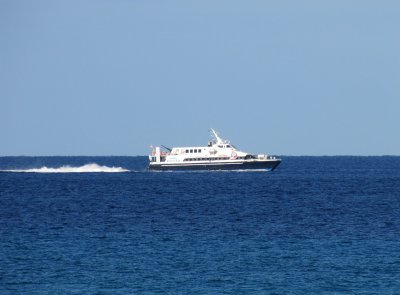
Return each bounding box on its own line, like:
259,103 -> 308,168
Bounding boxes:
190,149 -> 193,153
226,145 -> 230,148
186,149 -> 189,153
218,145 -> 223,148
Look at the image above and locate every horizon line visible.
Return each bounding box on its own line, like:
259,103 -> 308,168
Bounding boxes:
1,154 -> 400,157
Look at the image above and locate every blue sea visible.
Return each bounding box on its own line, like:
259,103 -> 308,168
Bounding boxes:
1,156 -> 399,294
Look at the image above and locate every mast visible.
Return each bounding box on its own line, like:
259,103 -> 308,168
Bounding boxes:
210,128 -> 225,144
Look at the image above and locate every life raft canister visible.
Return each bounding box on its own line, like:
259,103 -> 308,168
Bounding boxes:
230,151 -> 238,160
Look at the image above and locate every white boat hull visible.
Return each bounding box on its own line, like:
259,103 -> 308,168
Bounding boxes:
148,159 -> 281,171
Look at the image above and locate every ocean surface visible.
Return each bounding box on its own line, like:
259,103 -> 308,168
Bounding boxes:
1,156 -> 399,294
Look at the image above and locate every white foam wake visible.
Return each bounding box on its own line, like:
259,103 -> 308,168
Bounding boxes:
1,163 -> 129,173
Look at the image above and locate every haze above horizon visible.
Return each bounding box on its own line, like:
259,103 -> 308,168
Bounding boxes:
1,1 -> 399,156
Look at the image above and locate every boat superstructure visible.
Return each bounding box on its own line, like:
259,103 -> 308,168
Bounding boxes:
148,129 -> 281,171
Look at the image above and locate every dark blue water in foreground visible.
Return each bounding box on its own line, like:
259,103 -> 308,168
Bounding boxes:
1,156 -> 400,294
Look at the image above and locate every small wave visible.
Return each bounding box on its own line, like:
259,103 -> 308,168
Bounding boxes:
1,163 -> 129,173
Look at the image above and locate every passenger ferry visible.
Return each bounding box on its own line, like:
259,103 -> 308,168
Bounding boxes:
148,129 -> 281,171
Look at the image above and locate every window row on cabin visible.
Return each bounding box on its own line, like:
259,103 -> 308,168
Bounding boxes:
184,157 -> 230,161
182,147 -> 231,153
185,149 -> 202,153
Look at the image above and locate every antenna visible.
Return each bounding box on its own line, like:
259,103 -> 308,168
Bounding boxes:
210,128 -> 224,144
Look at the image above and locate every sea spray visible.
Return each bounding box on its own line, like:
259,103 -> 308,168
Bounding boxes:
1,163 -> 129,173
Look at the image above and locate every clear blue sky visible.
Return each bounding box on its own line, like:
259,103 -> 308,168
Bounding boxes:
1,0 -> 399,156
